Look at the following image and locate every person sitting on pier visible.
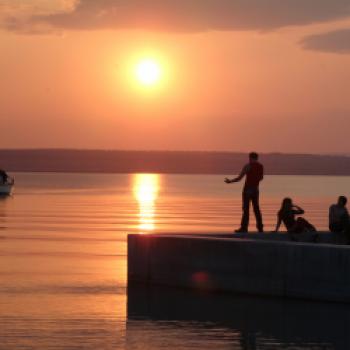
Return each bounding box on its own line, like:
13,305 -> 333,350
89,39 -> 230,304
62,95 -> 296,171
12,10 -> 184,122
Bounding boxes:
329,196 -> 350,244
274,198 -> 317,237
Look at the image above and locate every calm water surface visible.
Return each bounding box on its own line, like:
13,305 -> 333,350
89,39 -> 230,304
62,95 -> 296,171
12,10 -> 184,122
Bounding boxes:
1,172 -> 350,350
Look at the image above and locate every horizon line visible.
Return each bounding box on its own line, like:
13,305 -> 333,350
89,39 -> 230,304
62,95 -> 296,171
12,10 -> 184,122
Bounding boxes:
0,148 -> 349,157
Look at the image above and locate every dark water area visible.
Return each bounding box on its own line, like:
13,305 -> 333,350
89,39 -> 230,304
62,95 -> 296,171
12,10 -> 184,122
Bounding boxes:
128,285 -> 350,350
1,173 -> 350,349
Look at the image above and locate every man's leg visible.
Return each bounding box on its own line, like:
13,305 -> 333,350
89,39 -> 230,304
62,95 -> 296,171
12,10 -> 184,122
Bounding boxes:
239,191 -> 250,232
252,190 -> 263,232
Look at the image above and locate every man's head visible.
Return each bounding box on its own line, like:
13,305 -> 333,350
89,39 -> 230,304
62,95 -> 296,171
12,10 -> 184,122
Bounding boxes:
338,196 -> 347,207
249,152 -> 259,162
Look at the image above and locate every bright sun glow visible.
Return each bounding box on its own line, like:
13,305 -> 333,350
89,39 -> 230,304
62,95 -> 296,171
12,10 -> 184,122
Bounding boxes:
135,59 -> 162,86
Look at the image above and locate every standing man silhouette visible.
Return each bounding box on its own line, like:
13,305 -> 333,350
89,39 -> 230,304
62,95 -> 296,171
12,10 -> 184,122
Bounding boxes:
225,152 -> 264,233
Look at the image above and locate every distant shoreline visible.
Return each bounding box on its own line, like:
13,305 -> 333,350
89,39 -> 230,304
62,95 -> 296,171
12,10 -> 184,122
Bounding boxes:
7,171 -> 350,177
1,149 -> 350,176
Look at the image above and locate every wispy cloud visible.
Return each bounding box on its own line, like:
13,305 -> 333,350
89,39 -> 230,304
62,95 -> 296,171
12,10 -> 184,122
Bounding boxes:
301,28 -> 350,54
0,0 -> 74,33
0,0 -> 73,17
2,0 -> 350,34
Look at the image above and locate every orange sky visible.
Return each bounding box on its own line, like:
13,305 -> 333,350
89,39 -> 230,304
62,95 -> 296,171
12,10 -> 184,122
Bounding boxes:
1,1 -> 350,153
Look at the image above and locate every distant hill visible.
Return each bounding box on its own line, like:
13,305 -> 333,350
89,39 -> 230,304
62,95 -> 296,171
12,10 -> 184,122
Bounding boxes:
1,149 -> 350,175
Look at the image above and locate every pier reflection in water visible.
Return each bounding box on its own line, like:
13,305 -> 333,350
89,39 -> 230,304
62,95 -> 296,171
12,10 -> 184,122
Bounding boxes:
127,285 -> 350,350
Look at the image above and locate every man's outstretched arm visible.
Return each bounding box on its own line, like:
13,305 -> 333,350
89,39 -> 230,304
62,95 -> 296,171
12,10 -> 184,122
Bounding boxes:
225,165 -> 249,184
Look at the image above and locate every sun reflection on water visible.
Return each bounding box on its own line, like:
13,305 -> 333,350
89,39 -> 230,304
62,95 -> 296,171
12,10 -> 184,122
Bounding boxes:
133,174 -> 160,232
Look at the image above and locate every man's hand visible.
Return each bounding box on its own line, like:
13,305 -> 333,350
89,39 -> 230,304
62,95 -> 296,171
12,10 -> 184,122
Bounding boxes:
224,178 -> 232,184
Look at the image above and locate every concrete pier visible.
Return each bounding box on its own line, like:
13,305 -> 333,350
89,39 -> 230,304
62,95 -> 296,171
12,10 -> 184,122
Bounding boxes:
128,233 -> 350,303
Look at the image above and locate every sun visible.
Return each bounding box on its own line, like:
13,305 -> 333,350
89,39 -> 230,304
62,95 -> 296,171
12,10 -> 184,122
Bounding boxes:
135,59 -> 162,86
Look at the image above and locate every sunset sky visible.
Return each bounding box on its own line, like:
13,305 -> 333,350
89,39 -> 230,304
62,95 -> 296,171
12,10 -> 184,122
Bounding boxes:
1,0 -> 350,153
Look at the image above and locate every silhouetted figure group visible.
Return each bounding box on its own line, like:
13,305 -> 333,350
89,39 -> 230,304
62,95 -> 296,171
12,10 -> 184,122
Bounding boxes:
225,152 -> 350,243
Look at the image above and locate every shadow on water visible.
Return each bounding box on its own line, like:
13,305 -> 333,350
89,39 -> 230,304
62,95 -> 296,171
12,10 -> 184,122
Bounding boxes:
127,285 -> 350,349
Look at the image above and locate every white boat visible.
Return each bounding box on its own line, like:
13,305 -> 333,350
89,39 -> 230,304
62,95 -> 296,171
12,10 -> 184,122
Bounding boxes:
0,178 -> 14,196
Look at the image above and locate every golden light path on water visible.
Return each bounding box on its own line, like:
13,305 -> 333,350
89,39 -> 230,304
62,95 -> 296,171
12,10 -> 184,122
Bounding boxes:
133,174 -> 160,232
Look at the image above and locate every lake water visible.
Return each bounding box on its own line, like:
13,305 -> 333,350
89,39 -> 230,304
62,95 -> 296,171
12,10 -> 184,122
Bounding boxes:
1,172 -> 350,350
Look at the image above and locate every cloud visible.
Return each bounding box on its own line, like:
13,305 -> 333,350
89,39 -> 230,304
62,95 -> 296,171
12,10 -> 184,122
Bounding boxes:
0,0 -> 73,34
301,28 -> 350,54
3,0 -> 350,33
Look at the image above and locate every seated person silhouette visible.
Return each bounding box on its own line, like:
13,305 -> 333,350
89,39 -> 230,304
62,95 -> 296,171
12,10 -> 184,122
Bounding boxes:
274,198 -> 316,237
329,196 -> 350,244
329,196 -> 349,232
